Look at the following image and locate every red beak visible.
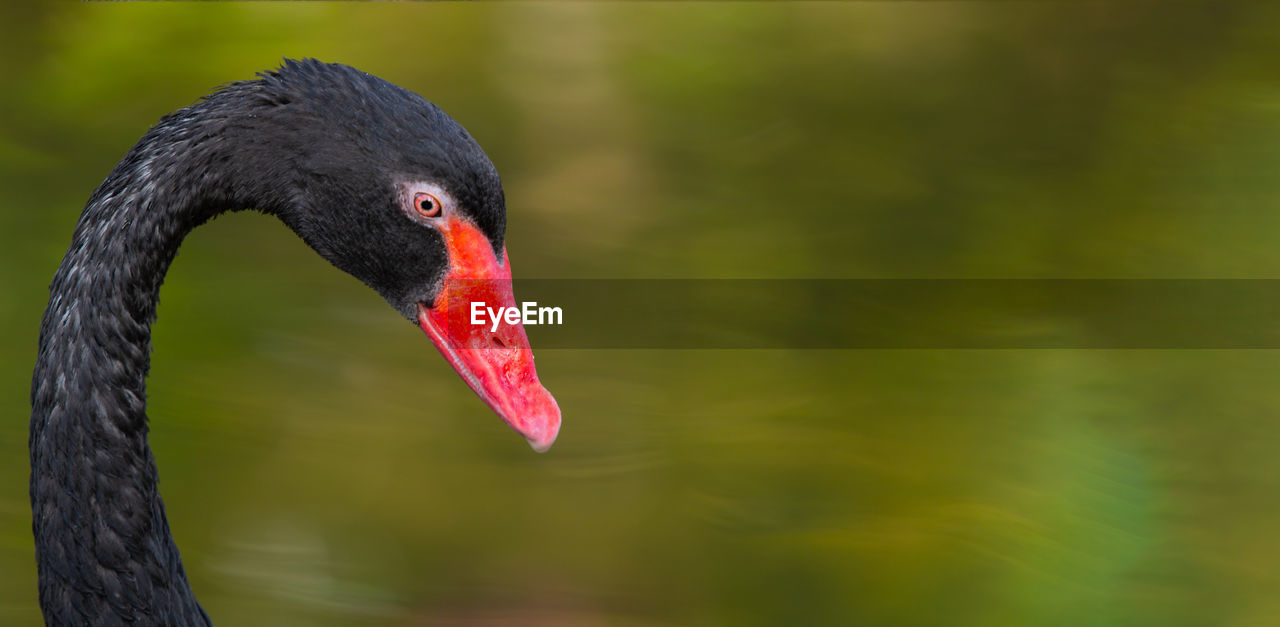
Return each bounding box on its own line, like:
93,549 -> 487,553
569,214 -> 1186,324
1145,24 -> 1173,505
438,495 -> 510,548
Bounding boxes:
416,216 -> 560,451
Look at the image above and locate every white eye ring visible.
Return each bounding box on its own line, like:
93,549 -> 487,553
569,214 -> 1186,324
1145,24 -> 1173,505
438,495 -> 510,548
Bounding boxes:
399,181 -> 454,223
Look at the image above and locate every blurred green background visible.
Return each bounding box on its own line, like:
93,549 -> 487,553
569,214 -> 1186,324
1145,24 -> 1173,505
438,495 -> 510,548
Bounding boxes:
5,2 -> 1280,625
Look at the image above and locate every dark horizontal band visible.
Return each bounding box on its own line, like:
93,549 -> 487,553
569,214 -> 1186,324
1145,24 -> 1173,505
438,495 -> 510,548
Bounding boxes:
479,279 -> 1280,349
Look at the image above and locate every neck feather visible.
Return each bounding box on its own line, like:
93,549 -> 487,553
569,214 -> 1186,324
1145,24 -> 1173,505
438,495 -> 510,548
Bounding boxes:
28,107 -> 249,625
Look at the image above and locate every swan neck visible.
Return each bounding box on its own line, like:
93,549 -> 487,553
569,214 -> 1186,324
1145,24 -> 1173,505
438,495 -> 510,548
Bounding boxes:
29,119 -> 222,625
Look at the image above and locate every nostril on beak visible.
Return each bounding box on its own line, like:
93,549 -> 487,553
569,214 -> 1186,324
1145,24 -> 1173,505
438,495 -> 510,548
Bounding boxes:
492,336 -> 507,349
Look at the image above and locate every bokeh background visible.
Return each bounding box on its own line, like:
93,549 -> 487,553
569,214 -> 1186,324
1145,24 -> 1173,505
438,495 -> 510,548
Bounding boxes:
4,2 -> 1280,625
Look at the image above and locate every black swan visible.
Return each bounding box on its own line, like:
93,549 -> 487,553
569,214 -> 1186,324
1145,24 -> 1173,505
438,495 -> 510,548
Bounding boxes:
29,59 -> 561,625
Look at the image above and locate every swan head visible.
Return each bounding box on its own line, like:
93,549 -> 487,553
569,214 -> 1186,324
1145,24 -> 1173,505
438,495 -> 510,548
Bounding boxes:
206,59 -> 560,451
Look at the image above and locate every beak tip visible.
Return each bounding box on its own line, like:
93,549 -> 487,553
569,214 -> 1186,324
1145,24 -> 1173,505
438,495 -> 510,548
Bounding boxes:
523,420 -> 559,453
524,409 -> 560,452
521,395 -> 561,453
527,435 -> 556,453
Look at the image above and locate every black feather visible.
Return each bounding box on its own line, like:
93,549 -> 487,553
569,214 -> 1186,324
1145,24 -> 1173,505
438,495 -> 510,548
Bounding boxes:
30,59 -> 506,625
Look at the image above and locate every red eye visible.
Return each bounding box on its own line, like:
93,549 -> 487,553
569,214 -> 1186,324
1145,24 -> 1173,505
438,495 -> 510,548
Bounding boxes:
414,192 -> 442,218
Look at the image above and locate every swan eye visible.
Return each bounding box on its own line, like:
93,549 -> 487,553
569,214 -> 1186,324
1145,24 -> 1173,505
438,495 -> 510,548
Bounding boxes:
414,192 -> 442,218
